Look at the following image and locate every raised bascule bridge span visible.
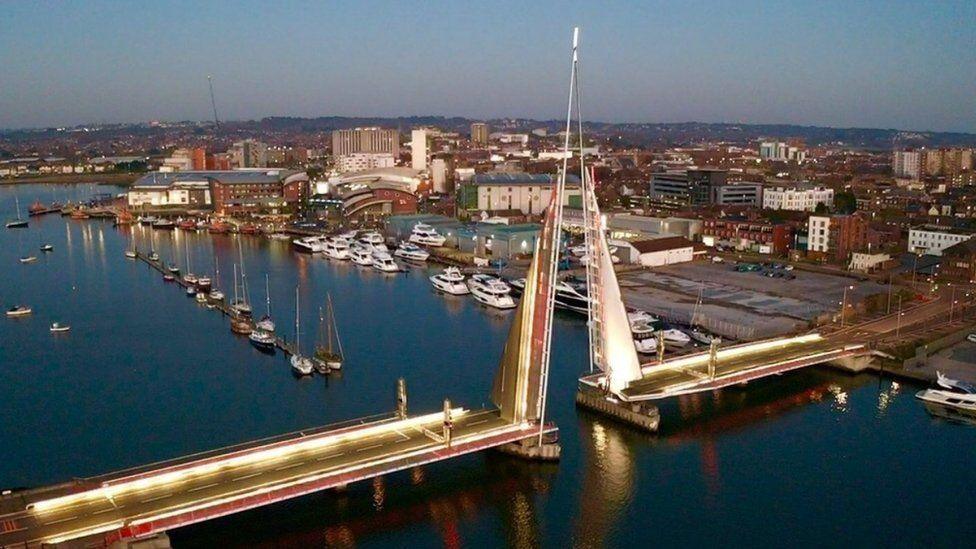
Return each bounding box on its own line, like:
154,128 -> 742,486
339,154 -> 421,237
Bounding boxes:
0,29 -> 586,549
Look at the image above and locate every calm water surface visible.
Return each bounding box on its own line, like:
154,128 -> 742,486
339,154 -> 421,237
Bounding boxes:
1,184 -> 974,548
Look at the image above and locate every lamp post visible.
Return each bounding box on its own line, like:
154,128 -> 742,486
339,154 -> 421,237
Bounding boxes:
886,272 -> 893,314
841,284 -> 854,327
896,295 -> 903,338
949,285 -> 957,324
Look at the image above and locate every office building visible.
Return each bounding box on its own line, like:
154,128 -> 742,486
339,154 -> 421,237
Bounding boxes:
808,214 -> 868,261
337,153 -> 396,173
230,140 -> 268,168
332,127 -> 399,156
649,169 -> 761,207
465,172 -> 582,216
471,122 -> 489,145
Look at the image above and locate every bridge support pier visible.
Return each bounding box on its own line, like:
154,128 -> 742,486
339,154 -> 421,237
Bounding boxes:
827,354 -> 875,373
575,383 -> 660,432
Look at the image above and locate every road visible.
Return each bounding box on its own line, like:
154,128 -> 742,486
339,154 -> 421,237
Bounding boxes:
0,409 -> 524,547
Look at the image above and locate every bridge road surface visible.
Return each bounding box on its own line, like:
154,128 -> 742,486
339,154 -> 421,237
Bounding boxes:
615,336 -> 857,400
0,409 -> 532,547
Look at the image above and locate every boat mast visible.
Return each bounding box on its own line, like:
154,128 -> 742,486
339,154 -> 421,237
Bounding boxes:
233,264 -> 239,304
185,236 -> 191,274
329,293 -> 343,358
238,238 -> 250,306
294,285 -> 301,354
265,273 -> 272,317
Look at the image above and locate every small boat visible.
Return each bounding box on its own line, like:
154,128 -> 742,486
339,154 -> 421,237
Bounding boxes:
661,328 -> 691,348
248,329 -> 277,353
239,224 -> 261,235
290,285 -> 314,376
49,322 -> 71,333
632,321 -> 661,354
6,305 -> 32,317
394,243 -> 430,262
230,318 -> 253,335
138,215 -> 157,226
70,209 -> 90,220
178,220 -> 197,231
185,285 -> 197,296
19,256 -> 37,264
196,276 -> 212,290
148,251 -> 160,262
687,327 -> 720,346
182,238 -> 197,285
408,223 -> 447,247
125,250 -> 138,259
208,253 -> 223,301
510,276 -> 589,314
349,246 -> 373,266
430,267 -> 470,295
209,289 -> 225,301
314,294 -> 344,371
916,372 -> 976,418
40,244 -> 54,252
152,219 -> 175,230
268,232 -> 291,241
6,197 -> 29,228
229,256 -> 252,317
467,274 -> 516,309
163,273 -> 175,282
371,252 -> 400,273
167,263 -> 180,274
195,291 -> 208,304
29,200 -> 47,215
208,221 -> 231,234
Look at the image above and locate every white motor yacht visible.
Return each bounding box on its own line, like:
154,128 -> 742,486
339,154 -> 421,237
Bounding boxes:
430,267 -> 470,295
661,328 -> 691,348
916,372 -> 976,417
371,252 -> 400,273
323,237 -> 351,260
632,320 -> 660,354
290,354 -> 314,376
467,274 -> 516,309
349,245 -> 373,266
358,232 -> 389,253
292,236 -> 325,253
687,327 -> 720,346
408,223 -> 447,247
394,243 -> 430,262
49,322 -> 71,333
6,305 -> 32,317
338,230 -> 358,242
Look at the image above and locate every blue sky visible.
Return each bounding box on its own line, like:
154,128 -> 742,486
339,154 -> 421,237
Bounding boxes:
1,0 -> 974,132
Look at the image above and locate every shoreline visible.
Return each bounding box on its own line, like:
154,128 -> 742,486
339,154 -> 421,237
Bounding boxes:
0,173 -> 138,186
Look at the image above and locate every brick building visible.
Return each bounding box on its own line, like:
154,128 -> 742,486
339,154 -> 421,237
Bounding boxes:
701,217 -> 793,255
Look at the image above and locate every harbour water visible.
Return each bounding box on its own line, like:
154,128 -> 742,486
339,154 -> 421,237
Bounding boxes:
2,184 -> 975,548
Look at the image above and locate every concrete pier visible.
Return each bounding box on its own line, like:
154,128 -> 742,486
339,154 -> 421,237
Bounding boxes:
575,384 -> 660,432
496,436 -> 561,461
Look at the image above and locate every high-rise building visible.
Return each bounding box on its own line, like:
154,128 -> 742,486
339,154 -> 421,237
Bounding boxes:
331,128 -> 399,157
759,141 -> 806,163
230,139 -> 268,168
471,122 -> 489,145
430,158 -> 448,193
892,150 -> 922,179
411,129 -> 428,171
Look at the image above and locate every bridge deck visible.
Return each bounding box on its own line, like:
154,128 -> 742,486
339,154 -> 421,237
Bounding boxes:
581,335 -> 867,402
0,409 -> 547,547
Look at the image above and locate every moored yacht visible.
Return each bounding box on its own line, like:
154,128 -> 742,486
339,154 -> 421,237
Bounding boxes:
322,237 -> 351,260
256,273 -> 275,332
393,242 -> 430,262
430,267 -> 470,295
292,236 -> 325,253
357,231 -> 388,253
467,274 -> 516,309
371,251 -> 400,273
349,246 -> 373,266
152,218 -> 175,230
49,322 -> 71,333
6,305 -> 32,317
408,223 -> 446,247
138,215 -> 157,226
510,276 -> 589,314
916,372 -> 976,417
248,329 -> 276,353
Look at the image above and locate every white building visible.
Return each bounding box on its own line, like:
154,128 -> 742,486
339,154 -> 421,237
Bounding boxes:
892,150 -> 922,179
470,173 -> 581,216
492,133 -> 529,145
807,215 -> 831,253
759,141 -> 806,163
763,186 -> 834,211
411,129 -> 428,171
337,153 -> 395,173
908,226 -> 976,256
127,177 -> 212,207
849,253 -> 891,272
632,237 -> 696,268
430,158 -> 448,193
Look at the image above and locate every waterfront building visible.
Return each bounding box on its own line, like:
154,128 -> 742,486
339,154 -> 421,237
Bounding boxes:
470,122 -> 489,145
329,167 -> 424,195
908,225 -> 976,256
127,169 -> 308,216
463,172 -> 582,216
763,185 -> 835,211
339,184 -> 417,223
331,127 -> 399,156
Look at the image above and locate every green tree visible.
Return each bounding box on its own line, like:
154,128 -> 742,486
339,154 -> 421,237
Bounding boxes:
814,202 -> 829,215
834,191 -> 857,214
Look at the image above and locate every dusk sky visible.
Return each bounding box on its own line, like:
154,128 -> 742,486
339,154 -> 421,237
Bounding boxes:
1,0 -> 974,132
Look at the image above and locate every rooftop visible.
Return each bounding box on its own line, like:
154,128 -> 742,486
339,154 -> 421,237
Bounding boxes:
470,172 -> 581,187
132,169 -> 305,189
631,236 -> 696,253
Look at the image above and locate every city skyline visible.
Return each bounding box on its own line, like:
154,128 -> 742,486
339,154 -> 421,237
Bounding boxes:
1,1 -> 974,133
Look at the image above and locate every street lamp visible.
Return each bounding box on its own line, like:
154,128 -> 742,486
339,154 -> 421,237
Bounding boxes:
841,284 -> 854,327
896,295 -> 904,338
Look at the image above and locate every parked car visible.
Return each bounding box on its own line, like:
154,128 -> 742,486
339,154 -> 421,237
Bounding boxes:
712,256 -> 724,263
967,333 -> 976,343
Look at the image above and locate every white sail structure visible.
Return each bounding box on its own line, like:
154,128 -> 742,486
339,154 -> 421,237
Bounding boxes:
576,83 -> 643,396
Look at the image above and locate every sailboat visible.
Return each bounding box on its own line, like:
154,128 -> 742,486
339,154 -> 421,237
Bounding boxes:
315,293 -> 343,371
256,273 -> 275,332
208,253 -> 225,301
230,238 -> 252,317
183,236 -> 198,285
125,230 -> 138,259
6,196 -> 29,228
686,282 -> 719,345
290,285 -> 315,376
147,229 -> 159,262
